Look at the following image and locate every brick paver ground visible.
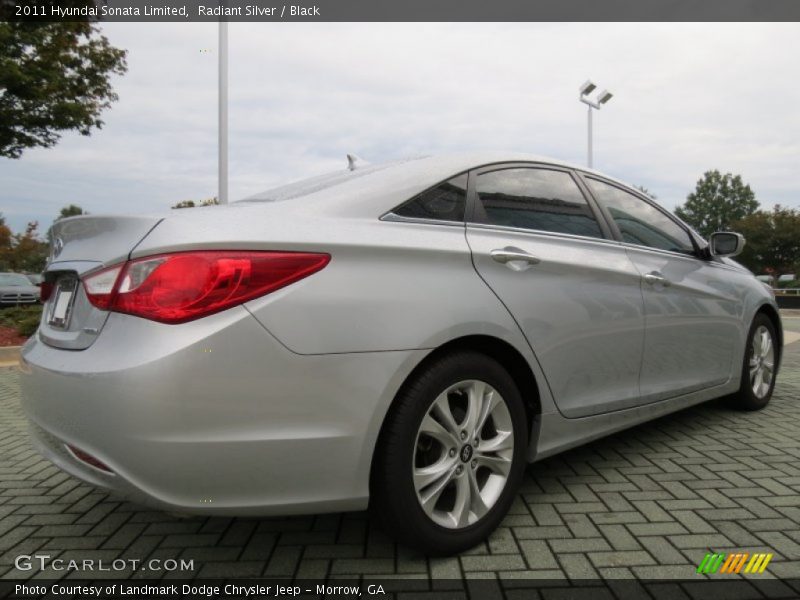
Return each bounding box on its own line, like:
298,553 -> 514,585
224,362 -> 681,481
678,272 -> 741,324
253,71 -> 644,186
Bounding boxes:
1,317 -> 799,582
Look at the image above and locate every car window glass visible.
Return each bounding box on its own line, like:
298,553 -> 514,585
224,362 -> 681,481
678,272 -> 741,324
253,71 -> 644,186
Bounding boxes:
394,174 -> 467,222
474,168 -> 604,239
586,178 -> 695,254
0,273 -> 32,286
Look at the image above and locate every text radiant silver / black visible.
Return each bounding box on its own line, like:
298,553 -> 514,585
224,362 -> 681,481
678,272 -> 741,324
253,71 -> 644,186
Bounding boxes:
20,152 -> 782,554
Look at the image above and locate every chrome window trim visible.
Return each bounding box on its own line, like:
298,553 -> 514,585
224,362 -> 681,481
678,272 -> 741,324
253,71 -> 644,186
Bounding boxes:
622,241 -> 748,276
380,212 -> 465,227
619,241 -> 702,262
466,222 -> 623,248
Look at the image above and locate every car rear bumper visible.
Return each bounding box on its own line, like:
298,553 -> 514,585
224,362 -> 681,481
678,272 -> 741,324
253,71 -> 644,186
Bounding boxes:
19,308 -> 425,516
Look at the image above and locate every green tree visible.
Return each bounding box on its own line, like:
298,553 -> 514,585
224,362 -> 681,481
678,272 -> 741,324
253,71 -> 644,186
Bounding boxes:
47,204 -> 87,242
57,204 -> 86,220
635,185 -> 657,200
675,170 -> 759,238
0,22 -> 127,158
733,205 -> 800,280
172,197 -> 219,209
172,200 -> 197,209
0,213 -> 12,270
0,221 -> 49,273
0,213 -> 11,250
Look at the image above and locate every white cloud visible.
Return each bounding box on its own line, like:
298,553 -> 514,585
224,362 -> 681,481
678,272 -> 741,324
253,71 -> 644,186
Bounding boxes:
1,22 -> 799,233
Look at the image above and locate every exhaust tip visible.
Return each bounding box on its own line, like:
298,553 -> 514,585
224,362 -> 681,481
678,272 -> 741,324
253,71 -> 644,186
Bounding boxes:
65,444 -> 114,474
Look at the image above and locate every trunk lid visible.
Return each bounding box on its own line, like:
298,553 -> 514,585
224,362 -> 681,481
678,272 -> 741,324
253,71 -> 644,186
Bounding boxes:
41,215 -> 163,350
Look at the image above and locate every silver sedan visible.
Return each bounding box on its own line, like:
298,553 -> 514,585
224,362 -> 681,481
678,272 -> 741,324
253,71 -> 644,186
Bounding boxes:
20,153 -> 782,554
0,272 -> 41,306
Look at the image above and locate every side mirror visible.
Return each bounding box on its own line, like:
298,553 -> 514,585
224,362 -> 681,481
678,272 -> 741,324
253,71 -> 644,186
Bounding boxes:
709,231 -> 745,257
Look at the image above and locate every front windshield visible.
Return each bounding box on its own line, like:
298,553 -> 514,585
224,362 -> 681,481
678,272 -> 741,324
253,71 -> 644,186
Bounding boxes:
0,273 -> 32,286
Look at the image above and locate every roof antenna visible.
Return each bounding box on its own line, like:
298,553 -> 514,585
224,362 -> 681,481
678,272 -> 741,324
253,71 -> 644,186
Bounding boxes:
347,154 -> 368,171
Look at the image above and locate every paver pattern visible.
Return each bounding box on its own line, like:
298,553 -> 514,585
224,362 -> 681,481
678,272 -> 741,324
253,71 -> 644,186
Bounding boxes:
1,317 -> 799,582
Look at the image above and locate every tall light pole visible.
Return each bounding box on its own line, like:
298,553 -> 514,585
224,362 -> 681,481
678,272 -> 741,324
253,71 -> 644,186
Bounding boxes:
218,20 -> 228,204
579,80 -> 613,169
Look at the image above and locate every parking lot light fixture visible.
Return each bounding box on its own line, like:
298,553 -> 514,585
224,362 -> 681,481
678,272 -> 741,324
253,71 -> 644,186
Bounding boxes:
579,80 -> 614,168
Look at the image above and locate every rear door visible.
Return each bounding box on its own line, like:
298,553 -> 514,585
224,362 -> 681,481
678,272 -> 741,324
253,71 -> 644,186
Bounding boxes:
581,176 -> 743,402
465,164 -> 646,418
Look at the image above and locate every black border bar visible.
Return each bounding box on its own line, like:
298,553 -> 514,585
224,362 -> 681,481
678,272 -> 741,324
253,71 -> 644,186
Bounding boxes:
4,0 -> 800,22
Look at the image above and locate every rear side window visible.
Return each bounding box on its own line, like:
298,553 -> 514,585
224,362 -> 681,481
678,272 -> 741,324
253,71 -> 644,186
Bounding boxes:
473,168 -> 604,239
394,174 -> 467,222
586,178 -> 695,255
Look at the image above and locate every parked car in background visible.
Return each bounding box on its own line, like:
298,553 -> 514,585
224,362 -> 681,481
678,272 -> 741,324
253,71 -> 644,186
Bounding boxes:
19,153 -> 783,554
0,272 -> 41,307
25,273 -> 44,286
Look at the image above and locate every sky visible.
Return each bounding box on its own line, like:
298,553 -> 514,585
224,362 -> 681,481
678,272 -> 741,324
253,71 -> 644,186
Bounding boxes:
2,22 -> 799,234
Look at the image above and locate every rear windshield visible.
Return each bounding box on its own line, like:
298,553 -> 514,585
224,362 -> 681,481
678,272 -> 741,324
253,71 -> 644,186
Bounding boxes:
239,157 -> 424,203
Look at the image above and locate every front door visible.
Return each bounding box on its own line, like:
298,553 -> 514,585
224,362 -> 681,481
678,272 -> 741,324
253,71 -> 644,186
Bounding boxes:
583,176 -> 744,402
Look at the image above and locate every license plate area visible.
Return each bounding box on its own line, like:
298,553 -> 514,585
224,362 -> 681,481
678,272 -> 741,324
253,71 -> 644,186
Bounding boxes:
48,276 -> 78,329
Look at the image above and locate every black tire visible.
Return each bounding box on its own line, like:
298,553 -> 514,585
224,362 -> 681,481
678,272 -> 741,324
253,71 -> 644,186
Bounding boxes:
371,351 -> 528,555
729,313 -> 778,411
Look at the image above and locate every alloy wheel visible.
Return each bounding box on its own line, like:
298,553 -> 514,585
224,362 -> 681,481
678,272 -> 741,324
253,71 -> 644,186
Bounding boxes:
749,325 -> 775,399
412,379 -> 514,529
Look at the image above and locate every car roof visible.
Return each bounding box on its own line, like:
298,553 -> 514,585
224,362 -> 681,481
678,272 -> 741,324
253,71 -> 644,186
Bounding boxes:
240,152 -> 634,214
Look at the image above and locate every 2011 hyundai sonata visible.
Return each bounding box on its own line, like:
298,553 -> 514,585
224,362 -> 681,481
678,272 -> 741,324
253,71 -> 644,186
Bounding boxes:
20,153 -> 782,554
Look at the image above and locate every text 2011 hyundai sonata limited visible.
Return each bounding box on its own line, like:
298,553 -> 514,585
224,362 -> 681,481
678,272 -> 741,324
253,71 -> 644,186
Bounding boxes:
20,153 -> 782,554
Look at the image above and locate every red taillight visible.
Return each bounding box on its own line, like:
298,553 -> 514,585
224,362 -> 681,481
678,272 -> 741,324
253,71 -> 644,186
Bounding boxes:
82,251 -> 330,324
83,265 -> 123,310
40,282 -> 54,302
65,444 -> 113,473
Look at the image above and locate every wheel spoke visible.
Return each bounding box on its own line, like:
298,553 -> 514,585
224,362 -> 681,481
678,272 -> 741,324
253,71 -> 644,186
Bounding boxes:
761,331 -> 772,358
431,394 -> 459,437
478,429 -> 513,453
476,453 -> 512,476
419,414 -> 456,447
418,464 -> 457,513
414,457 -> 457,492
463,381 -> 486,437
474,390 -> 500,439
467,467 -> 489,519
763,360 -> 774,373
753,369 -> 763,395
451,474 -> 472,527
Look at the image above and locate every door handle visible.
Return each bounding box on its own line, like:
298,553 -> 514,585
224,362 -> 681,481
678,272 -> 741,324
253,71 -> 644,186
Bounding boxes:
490,247 -> 541,266
643,272 -> 671,287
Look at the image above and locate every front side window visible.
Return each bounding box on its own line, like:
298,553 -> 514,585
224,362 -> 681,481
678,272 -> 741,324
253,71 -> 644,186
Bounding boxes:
585,178 -> 695,255
473,168 -> 604,239
393,174 -> 467,222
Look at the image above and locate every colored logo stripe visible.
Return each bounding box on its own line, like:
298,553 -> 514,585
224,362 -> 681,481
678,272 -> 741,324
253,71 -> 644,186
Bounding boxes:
745,553 -> 773,574
697,552 -> 773,574
720,553 -> 749,573
697,553 -> 725,574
